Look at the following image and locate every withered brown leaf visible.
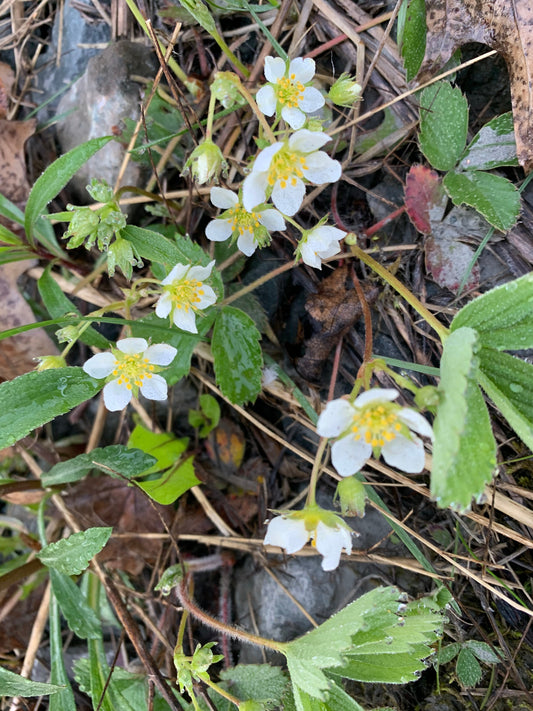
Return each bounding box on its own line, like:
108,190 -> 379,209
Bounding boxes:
418,0 -> 533,171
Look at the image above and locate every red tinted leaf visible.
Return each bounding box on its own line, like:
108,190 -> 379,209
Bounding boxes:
425,235 -> 480,293
405,164 -> 447,234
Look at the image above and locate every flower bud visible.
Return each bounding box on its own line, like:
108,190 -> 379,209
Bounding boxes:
183,139 -> 227,184
328,73 -> 362,107
35,355 -> 67,371
335,476 -> 367,517
211,71 -> 244,109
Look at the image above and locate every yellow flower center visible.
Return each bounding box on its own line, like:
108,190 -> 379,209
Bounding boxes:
351,404 -> 403,448
268,149 -> 308,189
227,204 -> 260,235
112,354 -> 154,390
168,278 -> 205,312
275,73 -> 305,108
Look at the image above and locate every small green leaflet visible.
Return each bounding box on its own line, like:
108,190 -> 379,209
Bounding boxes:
41,445 -> 157,486
419,82 -> 468,171
443,170 -> 520,232
37,527 -> 112,575
292,681 -> 366,711
431,328 -> 496,510
457,112 -> 518,171
398,0 -> 426,82
0,368 -> 102,450
212,306 -> 263,406
0,666 -> 62,696
455,648 -> 482,687
451,272 -> 533,351
136,456 -> 199,505
24,136 -> 113,242
49,569 -> 102,639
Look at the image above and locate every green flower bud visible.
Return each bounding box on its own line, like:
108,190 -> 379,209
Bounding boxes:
183,139 -> 227,184
336,476 -> 367,517
63,207 -> 99,248
211,71 -> 245,109
56,325 -> 80,344
86,178 -> 114,203
328,73 -> 362,107
414,385 -> 440,413
35,355 -> 67,371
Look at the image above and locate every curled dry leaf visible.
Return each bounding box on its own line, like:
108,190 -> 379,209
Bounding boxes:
0,61 -> 15,119
418,0 -> 533,172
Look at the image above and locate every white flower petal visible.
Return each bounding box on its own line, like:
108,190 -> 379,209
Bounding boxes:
155,292 -> 173,319
143,343 -> 177,366
272,178 -> 305,216
103,379 -> 133,411
258,209 -> 286,232
382,435 -> 426,474
206,218 -> 233,242
210,186 -> 238,209
317,240 -> 341,260
140,373 -> 168,401
116,337 -> 147,354
281,105 -> 306,130
353,388 -> 399,408
264,516 -> 308,554
196,284 -> 217,308
299,86 -> 325,113
289,57 -> 316,84
254,143 -> 283,173
237,231 -> 257,256
256,85 -> 277,117
312,225 -> 345,242
300,243 -> 322,268
82,352 -> 116,379
315,521 -> 351,571
172,306 -> 198,334
317,399 -> 355,437
289,129 -> 330,153
398,408 -> 434,440
162,263 -> 188,285
302,151 -> 342,184
331,435 -> 371,477
188,260 -> 215,282
264,56 -> 286,83
242,172 -> 269,211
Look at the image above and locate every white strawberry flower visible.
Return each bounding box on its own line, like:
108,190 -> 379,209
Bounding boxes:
256,56 -> 325,130
264,506 -> 352,571
242,129 -> 342,217
83,337 -> 177,411
205,187 -> 286,256
155,261 -> 217,334
299,223 -> 344,269
317,389 -> 434,476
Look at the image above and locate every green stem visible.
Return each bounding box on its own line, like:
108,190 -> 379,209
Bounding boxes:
306,437 -> 328,508
124,0 -> 200,96
205,92 -> 217,141
349,240 -> 449,342
202,678 -> 243,709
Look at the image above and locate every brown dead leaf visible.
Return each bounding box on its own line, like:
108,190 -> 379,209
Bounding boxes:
297,265 -> 378,380
0,62 -> 15,119
418,0 -> 533,171
0,261 -> 59,381
0,118 -> 35,205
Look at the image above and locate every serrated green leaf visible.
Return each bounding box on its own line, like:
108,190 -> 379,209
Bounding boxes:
458,112 -> 518,171
464,640 -> 501,664
478,349 -> 533,450
419,82 -> 468,171
451,272 -> 533,350
331,650 -> 430,684
292,681 -> 366,711
443,170 -> 520,231
41,445 -> 157,486
212,306 -> 262,405
226,287 -> 270,333
215,665 -> 288,711
38,266 -> 110,349
437,642 -> 461,664
49,569 -> 102,639
136,455 -> 199,504
431,328 -> 496,510
25,136 -> 113,242
456,648 -> 482,687
399,0 -> 426,81
37,527 -> 112,575
0,368 -> 102,449
0,666 -> 62,696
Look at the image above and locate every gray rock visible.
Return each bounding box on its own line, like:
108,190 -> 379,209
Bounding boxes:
56,40 -> 157,197
33,0 -> 111,123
